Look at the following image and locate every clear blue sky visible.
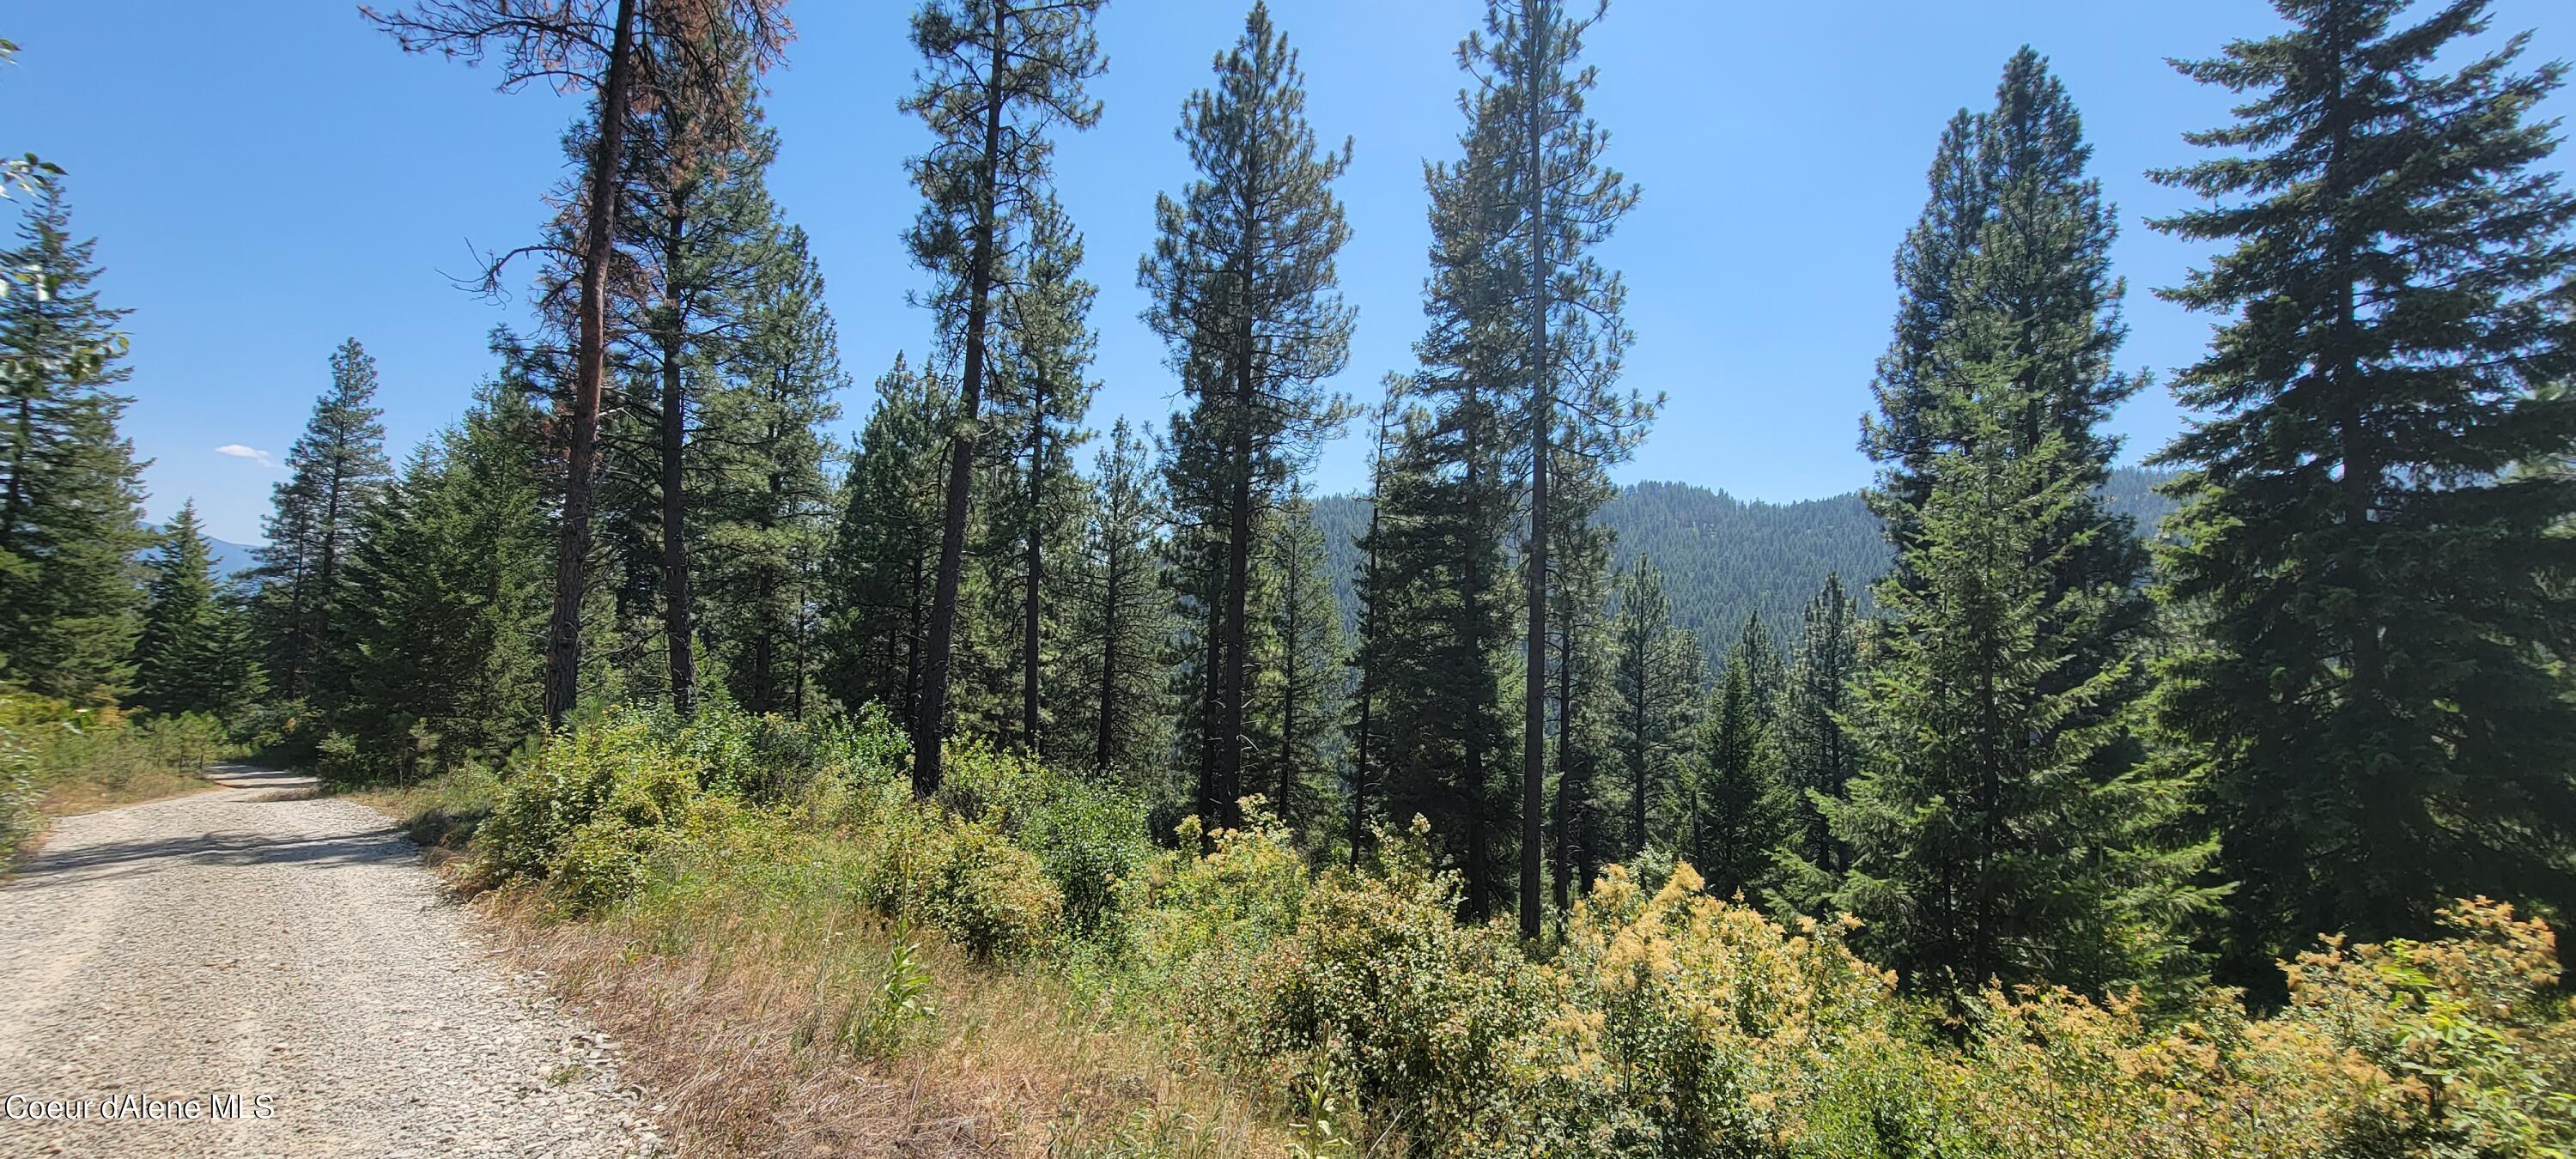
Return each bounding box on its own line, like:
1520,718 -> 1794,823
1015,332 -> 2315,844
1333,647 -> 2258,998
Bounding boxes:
9,1 -> 2571,544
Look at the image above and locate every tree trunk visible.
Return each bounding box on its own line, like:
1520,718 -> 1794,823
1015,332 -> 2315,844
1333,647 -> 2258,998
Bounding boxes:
659,303 -> 697,717
1024,379 -> 1045,753
544,0 -> 640,729
1518,3 -> 1553,941
911,3 -> 1009,796
1095,539 -> 1120,772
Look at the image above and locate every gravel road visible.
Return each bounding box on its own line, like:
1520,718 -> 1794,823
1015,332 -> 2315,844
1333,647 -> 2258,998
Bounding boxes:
0,772 -> 663,1157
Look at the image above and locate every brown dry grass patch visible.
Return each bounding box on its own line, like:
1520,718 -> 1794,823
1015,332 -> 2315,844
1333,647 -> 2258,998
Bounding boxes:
472,886 -> 1281,1157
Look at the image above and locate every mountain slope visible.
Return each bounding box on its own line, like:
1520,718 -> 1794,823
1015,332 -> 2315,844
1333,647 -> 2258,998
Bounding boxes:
1312,467 -> 2173,666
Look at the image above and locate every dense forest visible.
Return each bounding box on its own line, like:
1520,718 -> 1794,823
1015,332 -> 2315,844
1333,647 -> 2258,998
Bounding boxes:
6,0 -> 2575,1153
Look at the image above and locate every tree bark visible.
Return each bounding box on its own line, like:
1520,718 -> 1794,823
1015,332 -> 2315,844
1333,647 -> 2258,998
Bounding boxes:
659,294 -> 697,717
1024,377 -> 1045,752
544,0 -> 640,729
910,1 -> 1009,796
1518,2 -> 1552,941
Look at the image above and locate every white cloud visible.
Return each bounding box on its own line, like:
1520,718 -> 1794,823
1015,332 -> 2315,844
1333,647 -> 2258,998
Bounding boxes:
215,444 -> 280,469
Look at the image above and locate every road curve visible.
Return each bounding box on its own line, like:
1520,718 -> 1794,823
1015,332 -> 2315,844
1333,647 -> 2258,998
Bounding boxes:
0,773 -> 662,1157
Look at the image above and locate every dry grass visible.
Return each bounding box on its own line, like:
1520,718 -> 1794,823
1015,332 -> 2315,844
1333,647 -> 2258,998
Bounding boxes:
36,762 -> 216,816
477,888 -> 1281,1157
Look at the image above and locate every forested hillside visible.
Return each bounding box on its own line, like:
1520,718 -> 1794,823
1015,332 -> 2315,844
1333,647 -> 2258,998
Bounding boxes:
8,1 -> 2573,1154
1317,464 -> 2173,663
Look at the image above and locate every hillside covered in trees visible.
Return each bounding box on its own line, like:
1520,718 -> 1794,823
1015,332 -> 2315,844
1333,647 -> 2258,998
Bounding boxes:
1320,465 -> 2177,664
6,0 -> 2574,1154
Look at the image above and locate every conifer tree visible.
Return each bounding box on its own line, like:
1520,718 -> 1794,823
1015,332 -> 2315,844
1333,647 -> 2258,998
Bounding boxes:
702,227 -> 844,718
1246,488 -> 1349,838
255,338 -> 390,704
1693,635 -> 1785,903
1064,418 -> 1173,777
823,357 -> 951,725
903,0 -> 1104,794
1771,571 -> 1862,913
1141,1 -> 1353,831
337,380 -> 554,776
135,501 -> 261,719
1344,396 -> 1400,865
1607,555 -> 1701,861
1834,49 -> 2210,1002
0,184 -> 144,703
2150,0 -> 2576,976
985,196 -> 1097,754
1455,0 -> 1656,939
367,0 -> 790,728
1546,453 -> 1615,913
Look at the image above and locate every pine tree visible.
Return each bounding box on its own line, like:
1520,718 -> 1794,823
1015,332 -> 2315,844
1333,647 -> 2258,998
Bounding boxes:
254,338 -> 391,704
1064,418 -> 1173,778
902,0 -> 1104,794
1546,451 -> 1615,915
2150,0 -> 2576,978
1452,0 -> 1657,939
337,380 -> 554,777
984,195 -> 1097,755
823,357 -> 951,725
1606,555 -> 1702,863
1771,571 -> 1862,914
1364,397 -> 1513,915
135,501 -> 262,719
1141,1 -> 1353,832
1246,488 -> 1349,840
1344,396 -> 1400,865
0,184 -> 145,703
1833,49 -> 2211,1002
702,227 -> 845,719
603,21 -> 787,717
367,0 -> 791,728
1692,635 -> 1785,903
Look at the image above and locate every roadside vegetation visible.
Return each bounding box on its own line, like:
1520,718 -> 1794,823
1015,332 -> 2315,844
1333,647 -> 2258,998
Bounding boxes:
0,693 -> 234,862
373,704 -> 2576,1157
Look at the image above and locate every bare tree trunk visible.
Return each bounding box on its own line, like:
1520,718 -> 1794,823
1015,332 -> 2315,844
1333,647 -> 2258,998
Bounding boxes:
911,3 -> 1009,796
544,0 -> 641,729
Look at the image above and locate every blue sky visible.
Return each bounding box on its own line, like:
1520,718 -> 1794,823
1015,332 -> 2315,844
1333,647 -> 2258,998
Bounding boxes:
9,0 -> 2571,544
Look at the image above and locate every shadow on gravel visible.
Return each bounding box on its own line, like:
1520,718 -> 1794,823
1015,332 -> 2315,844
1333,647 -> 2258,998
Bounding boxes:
7,822 -> 416,893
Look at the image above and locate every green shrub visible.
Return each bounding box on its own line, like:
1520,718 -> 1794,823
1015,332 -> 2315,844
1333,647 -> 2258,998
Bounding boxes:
942,740 -> 1151,938
0,707 -> 37,856
921,820 -> 1063,962
477,707 -> 707,899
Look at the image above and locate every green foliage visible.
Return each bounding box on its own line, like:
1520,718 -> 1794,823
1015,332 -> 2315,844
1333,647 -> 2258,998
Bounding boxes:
0,183 -> 146,704
2148,0 -> 2576,981
132,501 -> 264,721
252,337 -> 391,706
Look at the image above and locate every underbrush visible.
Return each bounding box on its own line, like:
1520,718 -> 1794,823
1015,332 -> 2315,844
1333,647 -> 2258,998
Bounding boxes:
2,694 -> 234,860
386,704 -> 2576,1158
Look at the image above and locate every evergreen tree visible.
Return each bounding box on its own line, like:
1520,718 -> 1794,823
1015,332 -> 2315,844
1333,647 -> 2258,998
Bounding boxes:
1546,451 -> 1616,915
597,21 -> 787,717
1064,418 -> 1173,778
0,184 -> 144,703
368,0 -> 790,728
1606,555 -> 1701,862
254,337 -> 390,704
1692,635 -> 1785,903
1344,396 -> 1400,865
337,379 -> 553,777
902,0 -> 1105,794
1833,49 -> 2211,1002
1365,396 -> 1514,915
2150,0 -> 2576,978
701,226 -> 845,719
1141,1 -> 1354,832
134,501 -> 261,719
823,357 -> 951,725
1454,0 -> 1658,939
1771,571 -> 1862,914
1246,488 -> 1349,839
985,195 -> 1097,754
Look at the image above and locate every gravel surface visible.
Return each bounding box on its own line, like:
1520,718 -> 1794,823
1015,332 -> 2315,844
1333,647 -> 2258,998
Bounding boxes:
0,773 -> 664,1157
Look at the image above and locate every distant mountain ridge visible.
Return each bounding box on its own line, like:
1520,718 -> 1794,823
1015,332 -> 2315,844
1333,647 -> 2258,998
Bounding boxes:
1310,466 -> 2173,666
142,524 -> 263,580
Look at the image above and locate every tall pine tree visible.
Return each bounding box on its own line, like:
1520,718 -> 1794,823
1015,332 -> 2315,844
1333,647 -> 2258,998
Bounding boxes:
255,337 -> 391,705
1141,1 -> 1354,833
